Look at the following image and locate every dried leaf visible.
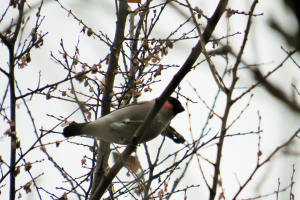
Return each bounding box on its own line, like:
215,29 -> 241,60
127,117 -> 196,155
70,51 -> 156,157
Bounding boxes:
56,141 -> 60,147
218,192 -> 225,200
73,55 -> 78,65
46,92 -> 51,100
82,63 -> 87,69
79,101 -> 88,112
25,162 -> 32,171
87,28 -> 93,36
133,90 -> 142,98
75,72 -> 87,83
166,40 -> 173,49
135,78 -> 143,85
154,65 -> 163,77
141,41 -> 149,50
91,64 -> 98,74
144,87 -> 152,92
23,182 -> 31,194
81,158 -> 87,165
8,120 -> 15,127
40,146 -> 47,152
84,80 -> 89,87
226,9 -> 234,18
13,166 -> 20,177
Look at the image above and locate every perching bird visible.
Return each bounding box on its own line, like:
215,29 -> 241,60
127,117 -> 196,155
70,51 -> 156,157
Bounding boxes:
63,97 -> 185,144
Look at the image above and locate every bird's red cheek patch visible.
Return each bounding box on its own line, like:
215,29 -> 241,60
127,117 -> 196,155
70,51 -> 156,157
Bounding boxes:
161,101 -> 174,118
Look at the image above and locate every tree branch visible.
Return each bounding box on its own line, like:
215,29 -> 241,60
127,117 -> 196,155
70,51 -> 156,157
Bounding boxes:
209,1 -> 258,200
91,0 -> 129,196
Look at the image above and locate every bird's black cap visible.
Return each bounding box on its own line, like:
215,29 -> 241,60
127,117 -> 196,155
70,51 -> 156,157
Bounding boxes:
168,97 -> 185,115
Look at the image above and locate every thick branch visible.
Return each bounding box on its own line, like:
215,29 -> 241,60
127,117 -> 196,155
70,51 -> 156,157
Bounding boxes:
7,1 -> 26,200
209,1 -> 258,200
91,0 -> 129,196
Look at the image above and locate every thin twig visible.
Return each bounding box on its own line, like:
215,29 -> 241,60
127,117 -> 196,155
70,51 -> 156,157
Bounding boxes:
187,81 -> 222,119
232,128 -> 300,199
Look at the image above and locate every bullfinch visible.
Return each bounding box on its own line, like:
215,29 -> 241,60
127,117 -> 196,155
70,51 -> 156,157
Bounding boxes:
63,97 -> 185,144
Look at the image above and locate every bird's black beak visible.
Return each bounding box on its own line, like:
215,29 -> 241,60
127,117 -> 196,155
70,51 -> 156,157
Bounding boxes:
174,104 -> 185,115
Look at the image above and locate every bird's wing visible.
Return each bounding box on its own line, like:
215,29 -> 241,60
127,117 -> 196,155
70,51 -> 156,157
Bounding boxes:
109,100 -> 150,113
105,100 -> 154,120
110,120 -> 143,131
107,100 -> 154,132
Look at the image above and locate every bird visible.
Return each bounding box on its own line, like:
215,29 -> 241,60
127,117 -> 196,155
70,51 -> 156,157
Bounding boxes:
62,97 -> 185,144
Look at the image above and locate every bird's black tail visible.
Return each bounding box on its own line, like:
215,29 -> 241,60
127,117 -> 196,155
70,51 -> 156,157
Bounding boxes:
63,122 -> 88,137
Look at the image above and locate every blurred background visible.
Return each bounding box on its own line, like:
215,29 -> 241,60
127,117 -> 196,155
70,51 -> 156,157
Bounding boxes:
0,0 -> 299,199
